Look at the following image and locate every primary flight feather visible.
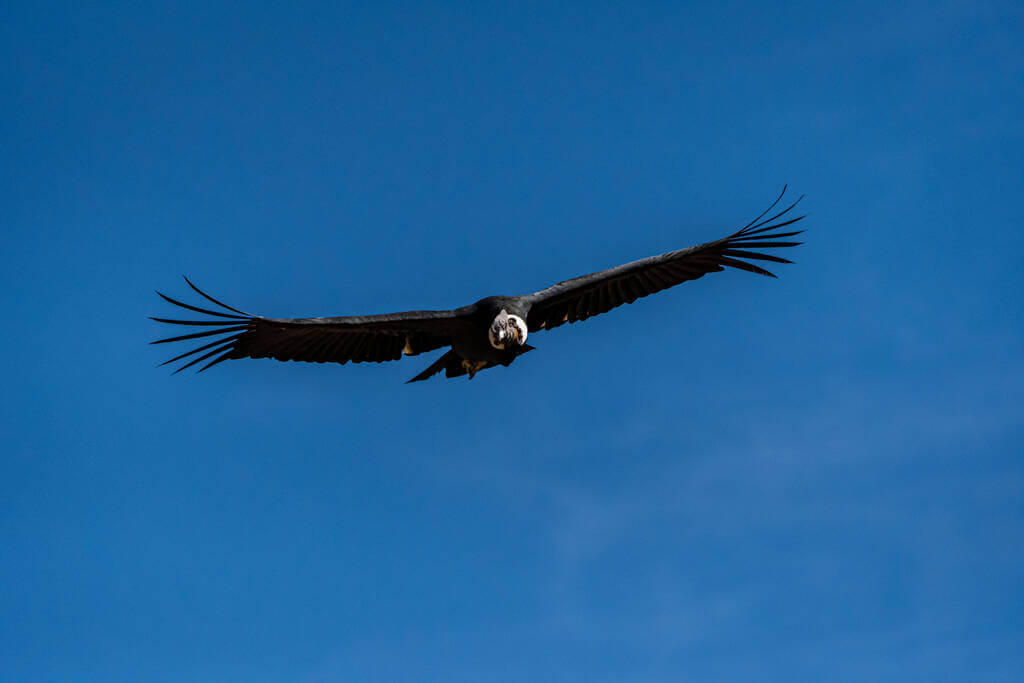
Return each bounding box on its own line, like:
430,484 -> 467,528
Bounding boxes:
151,188 -> 805,382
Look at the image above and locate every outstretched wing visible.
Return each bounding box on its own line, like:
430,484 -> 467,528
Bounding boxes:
151,278 -> 470,373
524,188 -> 805,332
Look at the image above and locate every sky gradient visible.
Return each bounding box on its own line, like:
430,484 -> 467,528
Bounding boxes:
3,1 -> 1023,681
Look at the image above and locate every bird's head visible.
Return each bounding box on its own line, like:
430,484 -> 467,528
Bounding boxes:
488,309 -> 528,350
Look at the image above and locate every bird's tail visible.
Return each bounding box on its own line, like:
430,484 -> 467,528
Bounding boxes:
406,351 -> 459,383
406,345 -> 536,383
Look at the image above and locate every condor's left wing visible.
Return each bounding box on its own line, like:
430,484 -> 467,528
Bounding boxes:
523,188 -> 805,333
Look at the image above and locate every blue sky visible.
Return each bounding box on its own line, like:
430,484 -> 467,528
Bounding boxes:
2,1 -> 1022,681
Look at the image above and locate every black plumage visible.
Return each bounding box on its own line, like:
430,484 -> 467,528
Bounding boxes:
151,188 -> 805,382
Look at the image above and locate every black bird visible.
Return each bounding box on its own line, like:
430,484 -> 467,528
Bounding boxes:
152,189 -> 805,383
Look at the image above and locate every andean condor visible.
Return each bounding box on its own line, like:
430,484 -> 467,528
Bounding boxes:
152,188 -> 805,383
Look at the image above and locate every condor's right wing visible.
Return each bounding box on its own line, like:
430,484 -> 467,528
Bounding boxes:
151,278 -> 472,373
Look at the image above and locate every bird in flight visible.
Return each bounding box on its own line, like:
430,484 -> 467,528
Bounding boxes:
152,188 -> 805,383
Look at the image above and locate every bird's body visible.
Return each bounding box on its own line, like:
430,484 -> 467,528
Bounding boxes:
152,189 -> 805,382
417,297 -> 534,381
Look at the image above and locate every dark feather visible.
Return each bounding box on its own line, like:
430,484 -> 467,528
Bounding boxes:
525,188 -> 805,332
151,325 -> 252,345
155,291 -> 248,320
184,276 -> 253,317
172,341 -> 237,374
149,318 -> 241,326
159,333 -> 246,366
197,349 -> 236,373
406,350 -> 457,383
152,189 -> 807,380
152,279 -> 470,373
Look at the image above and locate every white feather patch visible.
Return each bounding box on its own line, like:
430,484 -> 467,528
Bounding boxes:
488,310 -> 528,349
509,314 -> 528,344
